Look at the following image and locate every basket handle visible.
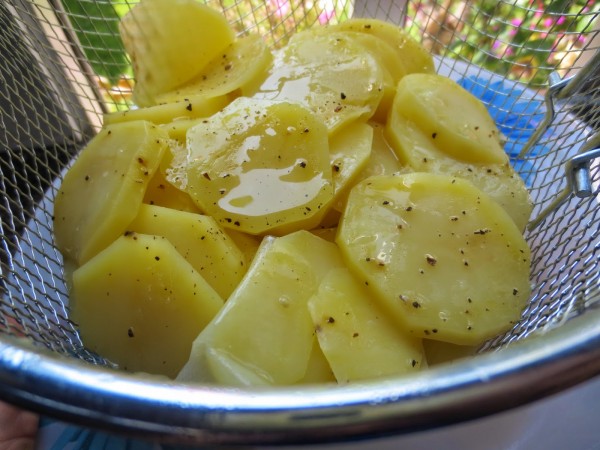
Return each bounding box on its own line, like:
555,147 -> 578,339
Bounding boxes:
521,50 -> 600,230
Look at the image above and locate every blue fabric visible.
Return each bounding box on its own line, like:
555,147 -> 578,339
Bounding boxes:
458,75 -> 549,186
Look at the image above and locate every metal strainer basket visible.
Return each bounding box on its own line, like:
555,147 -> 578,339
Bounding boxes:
1,0 -> 600,445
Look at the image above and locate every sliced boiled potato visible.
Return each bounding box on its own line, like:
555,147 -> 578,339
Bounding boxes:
365,122 -> 405,177
155,33 -> 273,103
423,339 -> 477,366
296,339 -> 336,384
144,165 -> 201,213
336,173 -> 531,346
254,31 -> 384,135
298,27 -> 404,122
168,97 -> 334,235
54,121 -> 167,265
103,93 -> 231,126
160,117 -> 207,146
71,233 -> 223,378
330,18 -> 435,75
120,0 -> 235,106
386,104 -> 532,230
128,204 -> 246,299
310,227 -> 337,243
178,231 -> 345,385
329,122 -> 373,210
143,139 -> 201,213
333,122 -> 404,213
309,268 -> 425,383
391,73 -> 508,165
222,229 -> 262,267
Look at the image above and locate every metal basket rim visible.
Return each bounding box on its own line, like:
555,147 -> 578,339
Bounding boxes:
1,306 -> 600,444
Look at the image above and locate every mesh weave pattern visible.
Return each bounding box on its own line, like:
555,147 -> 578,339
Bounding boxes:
0,0 -> 599,365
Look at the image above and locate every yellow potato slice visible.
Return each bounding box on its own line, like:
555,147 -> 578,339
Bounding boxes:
144,166 -> 201,213
128,204 -> 246,299
254,31 -> 384,135
160,117 -> 207,146
330,18 -> 435,75
333,122 -> 404,213
178,231 -> 345,385
309,268 -> 425,383
391,73 -> 508,165
299,27 -> 404,122
336,173 -> 531,346
120,0 -> 235,106
309,227 -> 337,243
71,233 -> 223,378
329,122 -> 373,211
103,93 -> 231,126
296,339 -> 336,384
143,138 -> 201,213
423,339 -> 477,366
386,107 -> 532,231
168,97 -> 334,235
155,33 -> 273,103
222,229 -> 262,267
365,122 -> 405,177
54,121 -> 167,265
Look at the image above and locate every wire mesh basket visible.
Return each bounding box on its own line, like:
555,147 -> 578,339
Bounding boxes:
1,0 -> 600,445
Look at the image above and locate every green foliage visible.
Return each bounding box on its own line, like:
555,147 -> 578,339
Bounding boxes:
61,0 -> 129,83
406,0 -> 599,87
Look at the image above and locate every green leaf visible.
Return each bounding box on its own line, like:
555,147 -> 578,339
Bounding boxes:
61,0 -> 129,83
546,0 -> 573,14
524,37 -> 554,53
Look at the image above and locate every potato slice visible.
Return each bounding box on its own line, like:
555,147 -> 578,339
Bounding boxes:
160,117 -> 207,146
144,166 -> 201,213
178,230 -> 345,385
120,0 -> 235,106
222,229 -> 262,267
365,122 -> 404,177
168,97 -> 334,235
329,122 -> 373,211
423,339 -> 477,366
103,93 -> 231,126
155,33 -> 273,103
386,106 -> 532,231
54,121 -> 167,265
310,227 -> 337,243
71,233 -> 223,378
309,268 -> 425,383
330,18 -> 435,75
254,32 -> 384,135
336,173 -> 531,346
142,138 -> 201,213
296,339 -> 336,384
333,122 -> 404,213
299,28 -> 404,122
308,25 -> 416,121
128,204 -> 246,299
391,73 -> 508,165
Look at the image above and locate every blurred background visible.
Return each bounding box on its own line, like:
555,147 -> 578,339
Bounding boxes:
52,0 -> 600,111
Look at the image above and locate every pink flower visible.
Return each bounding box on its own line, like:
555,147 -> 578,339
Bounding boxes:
543,17 -> 553,28
318,10 -> 335,24
269,0 -> 290,18
511,18 -> 523,27
318,0 -> 336,25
